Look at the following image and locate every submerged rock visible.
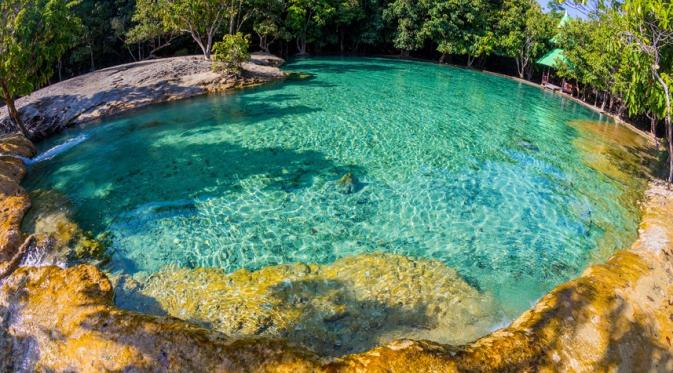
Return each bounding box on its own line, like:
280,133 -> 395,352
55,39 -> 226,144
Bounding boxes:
21,189 -> 107,265
124,253 -> 499,356
336,172 -> 359,194
285,72 -> 315,81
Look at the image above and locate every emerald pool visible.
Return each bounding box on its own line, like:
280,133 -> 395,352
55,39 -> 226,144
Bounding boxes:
24,57 -> 646,330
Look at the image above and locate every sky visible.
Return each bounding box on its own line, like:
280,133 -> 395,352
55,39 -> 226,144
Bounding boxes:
537,0 -> 588,18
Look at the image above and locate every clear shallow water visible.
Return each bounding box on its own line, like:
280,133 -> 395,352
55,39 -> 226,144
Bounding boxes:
25,57 -> 641,319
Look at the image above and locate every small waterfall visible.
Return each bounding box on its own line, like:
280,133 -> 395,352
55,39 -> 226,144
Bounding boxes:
25,134 -> 88,165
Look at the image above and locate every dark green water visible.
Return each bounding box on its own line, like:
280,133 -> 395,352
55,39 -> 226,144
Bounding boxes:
24,57 -> 643,318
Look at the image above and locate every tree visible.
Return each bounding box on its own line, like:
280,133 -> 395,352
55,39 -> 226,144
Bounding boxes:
556,14 -> 627,108
496,0 -> 556,78
286,0 -> 336,55
131,0 -> 235,59
126,0 -> 180,59
622,0 -> 673,183
332,0 -> 363,53
213,32 -> 251,73
73,0 -> 114,72
252,0 -> 289,53
383,0 -> 428,56
350,0 -> 387,51
0,0 -> 80,137
620,48 -> 666,145
422,0 -> 490,66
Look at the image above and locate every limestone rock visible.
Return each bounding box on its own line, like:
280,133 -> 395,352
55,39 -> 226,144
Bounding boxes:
0,55 -> 285,140
0,265 -> 323,372
123,253 -> 499,356
0,137 -> 31,264
250,52 -> 285,67
0,133 -> 36,158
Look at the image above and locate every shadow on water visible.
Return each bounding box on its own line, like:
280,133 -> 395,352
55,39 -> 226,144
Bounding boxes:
286,62 -> 400,74
115,275 -> 438,357
265,278 -> 435,356
27,107 -> 367,233
113,276 -> 168,317
206,93 -> 321,124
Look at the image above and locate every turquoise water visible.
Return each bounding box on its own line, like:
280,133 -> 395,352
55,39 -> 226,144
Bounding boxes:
25,57 -> 640,318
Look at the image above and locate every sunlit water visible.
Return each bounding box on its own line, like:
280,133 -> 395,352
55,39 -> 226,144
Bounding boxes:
24,57 -> 644,322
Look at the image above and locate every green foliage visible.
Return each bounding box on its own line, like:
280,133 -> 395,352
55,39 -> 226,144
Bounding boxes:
422,0 -> 491,64
253,0 -> 291,52
383,0 -> 428,54
621,0 -> 673,182
213,32 -> 251,73
130,0 -> 232,58
286,0 -> 337,54
0,0 -> 81,135
127,0 -> 167,45
496,0 -> 557,77
0,0 -> 81,96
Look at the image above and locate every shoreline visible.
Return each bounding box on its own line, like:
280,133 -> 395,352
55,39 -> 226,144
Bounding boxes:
481,69 -> 659,143
0,56 -> 672,370
0,53 -> 285,140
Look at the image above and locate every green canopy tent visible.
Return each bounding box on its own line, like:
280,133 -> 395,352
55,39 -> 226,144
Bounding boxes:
537,11 -> 574,92
536,48 -> 572,70
550,10 -> 571,44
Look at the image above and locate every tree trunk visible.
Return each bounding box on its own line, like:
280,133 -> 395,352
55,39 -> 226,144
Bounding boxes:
653,68 -> 673,183
467,55 -> 475,67
668,119 -> 673,184
340,26 -> 344,54
515,58 -> 524,78
0,80 -> 29,138
296,36 -> 307,55
192,34 -> 211,60
206,33 -> 214,59
89,44 -> 96,72
648,112 -> 659,150
258,34 -> 269,53
594,89 -> 598,106
601,92 -> 608,111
